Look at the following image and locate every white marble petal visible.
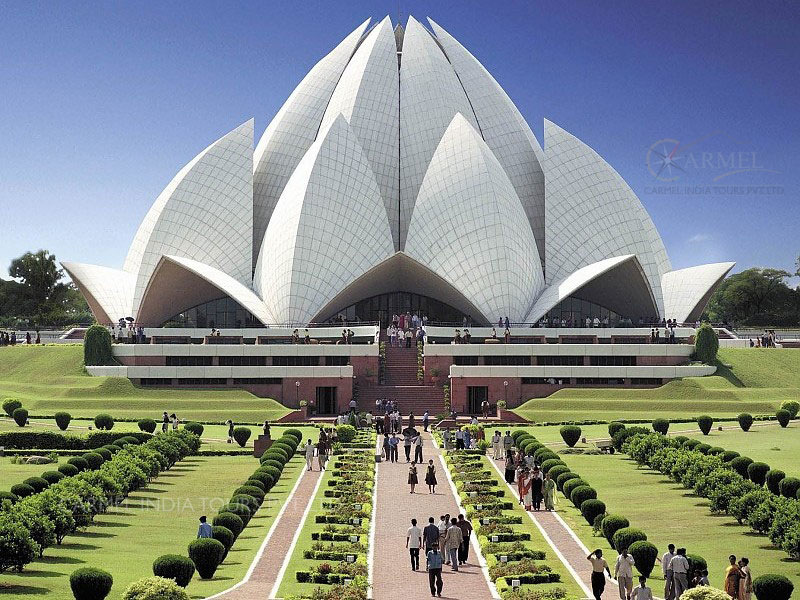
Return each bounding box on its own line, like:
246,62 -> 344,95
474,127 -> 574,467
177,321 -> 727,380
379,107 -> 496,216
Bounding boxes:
661,262 -> 735,323
61,262 -> 135,324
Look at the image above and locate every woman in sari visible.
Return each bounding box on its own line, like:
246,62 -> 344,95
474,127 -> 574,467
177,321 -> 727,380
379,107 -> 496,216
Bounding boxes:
738,558 -> 752,600
543,471 -> 556,511
531,466 -> 544,511
516,464 -> 526,502
519,469 -> 533,510
504,453 -> 516,484
724,555 -> 742,598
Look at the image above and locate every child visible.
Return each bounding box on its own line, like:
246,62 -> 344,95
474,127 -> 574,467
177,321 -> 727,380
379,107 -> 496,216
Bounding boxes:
408,461 -> 418,494
699,569 -> 710,586
631,576 -> 653,600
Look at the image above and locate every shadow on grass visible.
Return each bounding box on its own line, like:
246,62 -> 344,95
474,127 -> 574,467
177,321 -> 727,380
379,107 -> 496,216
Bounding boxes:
39,554 -> 84,565
0,583 -> 51,595
714,360 -> 746,388
59,542 -> 101,551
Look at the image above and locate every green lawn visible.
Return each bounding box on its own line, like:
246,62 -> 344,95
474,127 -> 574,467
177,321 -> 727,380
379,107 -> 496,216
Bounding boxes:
550,449 -> 800,590
514,348 -> 800,422
0,453 -> 309,599
682,421 -> 800,476
0,345 -> 290,422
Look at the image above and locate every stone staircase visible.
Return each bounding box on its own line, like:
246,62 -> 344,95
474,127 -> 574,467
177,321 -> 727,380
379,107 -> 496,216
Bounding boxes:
361,340 -> 446,415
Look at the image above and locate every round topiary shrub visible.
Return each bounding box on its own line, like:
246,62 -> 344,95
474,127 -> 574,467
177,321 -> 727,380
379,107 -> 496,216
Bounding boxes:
629,540 -> 658,577
82,452 -> 105,470
562,478 -> 588,500
103,444 -> 122,454
556,471 -> 579,491
232,427 -> 251,448
184,423 -> 204,436
69,566 -> 113,600
683,438 -> 701,450
211,526 -> 235,558
95,448 -> 112,461
12,407 -> 28,427
336,424 -> 357,442
721,450 -> 740,463
244,478 -> 266,491
250,471 -> 275,491
679,586 -> 728,599
94,414 -> 114,431
570,485 -> 597,508
54,412 -> 72,431
580,499 -> 606,525
152,554 -> 196,588
747,462 -> 770,486
559,425 -> 582,447
212,513 -> 244,538
122,576 -> 189,600
697,415 -> 713,435
10,483 -> 36,498
694,322 -> 719,364
3,397 -> 22,417
534,446 -> 557,463
608,422 -> 625,437
778,477 -> 800,499
766,469 -> 786,495
780,400 -> 799,419
652,419 -> 669,435
23,477 -> 49,493
687,553 -> 707,574
738,413 -> 754,432
601,514 -> 630,544
263,448 -> 288,463
283,428 -> 303,443
257,465 -> 281,483
41,470 -> 65,485
707,446 -> 725,456
219,503 -> 251,526
752,573 -> 794,600
234,486 -> 265,503
611,527 -> 647,552
230,494 -> 259,514
58,463 -> 80,477
138,419 -> 157,434
776,409 -> 791,428
67,456 -> 89,472
730,456 -> 754,478
548,465 -> 570,482
0,490 -> 18,504
187,538 -> 225,579
694,443 -> 711,455
258,458 -> 284,472
541,459 -> 565,474
84,324 -> 113,366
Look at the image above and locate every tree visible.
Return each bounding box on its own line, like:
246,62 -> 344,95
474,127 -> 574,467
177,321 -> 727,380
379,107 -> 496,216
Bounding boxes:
707,267 -> 799,325
8,250 -> 68,320
695,323 -> 719,364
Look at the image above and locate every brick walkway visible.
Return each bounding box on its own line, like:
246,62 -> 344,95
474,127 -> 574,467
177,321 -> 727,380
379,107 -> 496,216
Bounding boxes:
371,432 -> 497,599
487,456 -> 625,600
210,466 -> 321,600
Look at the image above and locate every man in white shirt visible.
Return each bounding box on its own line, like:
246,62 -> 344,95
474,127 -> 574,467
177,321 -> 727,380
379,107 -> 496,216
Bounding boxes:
502,431 -> 513,458
631,576 -> 653,600
406,518 -> 422,571
454,428 -> 464,450
491,431 -> 502,459
304,439 -> 315,471
670,548 -> 690,598
615,548 -> 636,600
662,543 -> 676,600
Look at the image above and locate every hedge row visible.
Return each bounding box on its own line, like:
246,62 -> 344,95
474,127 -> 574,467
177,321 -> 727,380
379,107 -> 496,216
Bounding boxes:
0,430 -> 153,450
623,431 -> 800,561
0,430 -> 200,573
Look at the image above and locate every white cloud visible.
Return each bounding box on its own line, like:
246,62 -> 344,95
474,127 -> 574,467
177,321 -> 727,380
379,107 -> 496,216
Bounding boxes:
687,233 -> 712,244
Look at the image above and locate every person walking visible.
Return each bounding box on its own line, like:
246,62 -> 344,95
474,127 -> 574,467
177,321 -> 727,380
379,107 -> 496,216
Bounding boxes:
423,410 -> 430,432
414,432 -> 424,463
427,543 -> 444,597
382,433 -> 391,461
403,430 -> 413,462
442,428 -> 451,451
492,430 -> 502,459
304,439 -> 314,471
456,514 -> 473,565
502,430 -> 513,459
631,576 -> 654,600
531,466 -> 543,510
588,549 -> 611,600
662,543 -> 676,600
406,518 -> 422,571
443,517 -> 463,571
423,516 -> 440,560
670,548 -> 691,598
724,555 -> 743,599
455,428 -> 464,450
425,459 -> 437,494
738,558 -> 752,600
615,547 -> 636,600
408,461 -> 419,494
316,438 -> 328,471
226,419 -> 234,444
388,433 -> 399,463
197,516 -> 213,538
543,471 -> 556,511
162,412 -> 170,434
504,452 -> 517,484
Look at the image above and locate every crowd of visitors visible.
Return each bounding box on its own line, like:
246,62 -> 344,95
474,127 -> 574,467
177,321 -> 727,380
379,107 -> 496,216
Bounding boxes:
749,330 -> 779,347
405,512 -> 474,596
0,330 -> 41,345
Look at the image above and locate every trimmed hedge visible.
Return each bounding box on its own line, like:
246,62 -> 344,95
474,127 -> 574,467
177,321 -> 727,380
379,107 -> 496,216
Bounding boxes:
187,538 -> 225,579
570,485 -> 597,508
184,423 -> 204,436
697,415 -> 713,435
766,469 -> 786,495
212,513 -> 244,538
2,398 -> 22,417
752,573 -> 794,600
94,414 -> 114,431
612,527 -> 647,552
601,514 -> 629,544
84,324 -> 113,366
780,400 -> 800,419
580,499 -> 606,526
152,554 -> 195,587
69,566 -> 113,600
559,425 -> 581,447
778,477 -> 800,499
232,427 -> 251,448
138,419 -> 157,434
738,413 -> 754,432
652,419 -> 669,435
776,409 -> 791,428
629,540 -> 658,577
13,407 -> 28,427
54,412 -> 71,431
748,462 -> 770,486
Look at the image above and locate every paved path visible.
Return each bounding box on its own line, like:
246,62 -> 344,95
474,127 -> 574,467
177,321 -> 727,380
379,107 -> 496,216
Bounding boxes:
210,466 -> 322,600
371,432 -> 498,599
487,456 -> 626,600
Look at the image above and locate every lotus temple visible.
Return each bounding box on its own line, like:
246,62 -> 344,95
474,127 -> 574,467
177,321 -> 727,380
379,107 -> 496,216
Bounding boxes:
63,16 -> 735,414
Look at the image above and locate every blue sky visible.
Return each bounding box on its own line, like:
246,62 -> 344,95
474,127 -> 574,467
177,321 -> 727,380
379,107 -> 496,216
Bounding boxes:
1,0 -> 797,281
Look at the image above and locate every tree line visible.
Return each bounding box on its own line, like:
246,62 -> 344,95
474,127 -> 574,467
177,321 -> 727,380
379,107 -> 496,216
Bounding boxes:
0,250 -> 91,329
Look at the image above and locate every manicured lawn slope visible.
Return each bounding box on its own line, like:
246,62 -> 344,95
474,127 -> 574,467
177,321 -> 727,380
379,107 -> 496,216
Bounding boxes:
554,450 -> 800,589
0,345 -> 290,421
0,454 -> 300,599
514,348 -> 800,422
